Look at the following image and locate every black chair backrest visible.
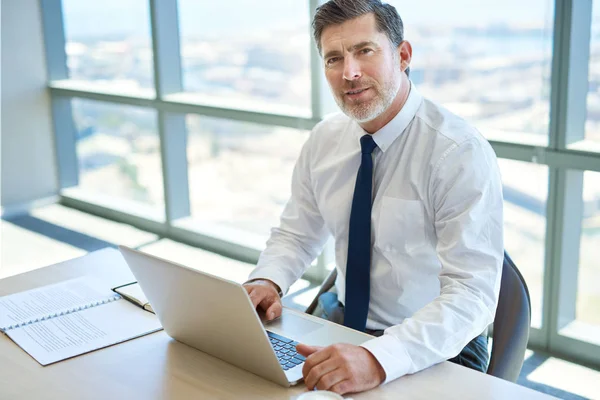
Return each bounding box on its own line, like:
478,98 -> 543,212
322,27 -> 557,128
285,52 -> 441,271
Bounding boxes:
487,251 -> 531,382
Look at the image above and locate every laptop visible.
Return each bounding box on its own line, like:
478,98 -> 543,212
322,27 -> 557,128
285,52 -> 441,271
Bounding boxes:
118,245 -> 372,387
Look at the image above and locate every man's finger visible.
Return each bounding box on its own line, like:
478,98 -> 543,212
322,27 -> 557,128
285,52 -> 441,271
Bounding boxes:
329,379 -> 352,396
300,344 -> 330,379
304,359 -> 341,390
316,369 -> 347,391
296,343 -> 322,357
265,301 -> 282,320
247,288 -> 266,309
258,293 -> 278,314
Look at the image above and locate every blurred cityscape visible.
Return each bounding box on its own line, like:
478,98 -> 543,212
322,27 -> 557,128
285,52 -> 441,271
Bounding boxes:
63,1 -> 599,328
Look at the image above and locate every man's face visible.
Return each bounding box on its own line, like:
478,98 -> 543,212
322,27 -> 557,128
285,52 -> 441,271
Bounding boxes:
320,13 -> 404,123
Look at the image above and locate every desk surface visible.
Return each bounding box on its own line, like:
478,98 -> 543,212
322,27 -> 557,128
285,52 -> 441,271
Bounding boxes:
0,248 -> 555,400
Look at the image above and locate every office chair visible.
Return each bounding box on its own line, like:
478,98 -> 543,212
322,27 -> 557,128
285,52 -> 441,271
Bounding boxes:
304,251 -> 531,383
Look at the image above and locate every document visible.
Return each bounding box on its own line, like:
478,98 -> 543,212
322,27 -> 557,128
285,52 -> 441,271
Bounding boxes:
0,277 -> 120,329
0,277 -> 162,365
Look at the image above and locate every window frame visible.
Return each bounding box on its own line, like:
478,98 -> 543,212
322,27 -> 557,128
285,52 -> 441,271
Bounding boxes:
40,0 -> 600,367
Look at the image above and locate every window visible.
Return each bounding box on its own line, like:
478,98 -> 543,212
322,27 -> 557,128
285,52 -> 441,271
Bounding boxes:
42,0 -> 600,368
186,116 -> 309,239
178,0 -> 311,117
388,0 -> 554,146
559,170 -> 600,345
73,99 -> 164,212
576,171 -> 600,327
62,0 -> 154,96
499,159 -> 548,328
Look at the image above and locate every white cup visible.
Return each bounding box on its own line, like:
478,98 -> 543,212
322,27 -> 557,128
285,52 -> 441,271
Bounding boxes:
295,390 -> 350,400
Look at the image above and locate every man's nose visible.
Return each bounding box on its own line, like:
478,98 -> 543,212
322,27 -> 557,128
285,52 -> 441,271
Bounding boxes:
343,56 -> 362,81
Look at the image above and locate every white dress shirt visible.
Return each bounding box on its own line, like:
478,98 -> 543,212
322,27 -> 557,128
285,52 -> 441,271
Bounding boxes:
248,84 -> 504,383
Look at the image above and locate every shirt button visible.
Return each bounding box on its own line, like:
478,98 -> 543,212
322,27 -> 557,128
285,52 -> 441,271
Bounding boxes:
385,245 -> 392,252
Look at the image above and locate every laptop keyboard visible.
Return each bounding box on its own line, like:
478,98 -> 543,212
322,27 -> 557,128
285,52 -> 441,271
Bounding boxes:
266,331 -> 306,371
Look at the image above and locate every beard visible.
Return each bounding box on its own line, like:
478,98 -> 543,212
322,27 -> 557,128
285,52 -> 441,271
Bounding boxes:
333,57 -> 402,123
335,79 -> 400,123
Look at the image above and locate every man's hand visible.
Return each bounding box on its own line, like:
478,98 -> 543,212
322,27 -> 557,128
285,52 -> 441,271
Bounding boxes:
242,279 -> 282,321
296,343 -> 386,395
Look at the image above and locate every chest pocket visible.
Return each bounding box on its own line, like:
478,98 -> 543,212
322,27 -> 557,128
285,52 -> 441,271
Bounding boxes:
376,197 -> 427,255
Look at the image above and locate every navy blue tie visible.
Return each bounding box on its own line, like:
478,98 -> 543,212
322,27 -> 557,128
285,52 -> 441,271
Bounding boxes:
344,134 -> 377,332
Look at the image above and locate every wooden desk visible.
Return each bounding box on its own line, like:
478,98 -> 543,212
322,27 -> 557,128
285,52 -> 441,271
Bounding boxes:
0,249 -> 555,399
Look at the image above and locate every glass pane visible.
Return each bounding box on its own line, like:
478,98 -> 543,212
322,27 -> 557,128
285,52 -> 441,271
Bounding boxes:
583,2 -> 600,152
388,0 -> 554,146
62,0 -> 154,95
73,99 -> 164,211
575,171 -> 600,327
178,0 -> 310,117
499,159 -> 548,328
186,116 -> 309,240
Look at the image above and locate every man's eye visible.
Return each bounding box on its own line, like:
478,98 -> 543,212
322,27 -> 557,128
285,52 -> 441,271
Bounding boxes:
326,57 -> 340,66
360,48 -> 373,54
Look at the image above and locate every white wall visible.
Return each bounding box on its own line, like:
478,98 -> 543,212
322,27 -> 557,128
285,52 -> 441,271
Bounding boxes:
1,0 -> 57,209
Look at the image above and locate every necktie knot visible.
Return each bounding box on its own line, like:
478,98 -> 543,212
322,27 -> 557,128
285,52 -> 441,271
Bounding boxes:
360,135 -> 377,154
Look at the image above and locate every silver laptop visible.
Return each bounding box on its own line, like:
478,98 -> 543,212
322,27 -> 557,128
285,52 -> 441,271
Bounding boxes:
118,245 -> 372,387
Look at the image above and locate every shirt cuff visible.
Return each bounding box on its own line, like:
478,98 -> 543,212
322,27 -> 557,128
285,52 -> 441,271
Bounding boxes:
246,269 -> 292,296
360,334 -> 413,384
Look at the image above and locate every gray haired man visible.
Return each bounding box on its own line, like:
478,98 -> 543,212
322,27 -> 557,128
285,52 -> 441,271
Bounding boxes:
244,0 -> 503,395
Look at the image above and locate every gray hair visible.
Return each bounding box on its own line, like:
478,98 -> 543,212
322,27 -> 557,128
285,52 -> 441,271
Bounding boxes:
312,0 -> 409,76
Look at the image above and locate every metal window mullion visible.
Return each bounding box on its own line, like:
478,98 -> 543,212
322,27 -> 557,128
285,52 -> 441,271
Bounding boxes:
61,193 -> 168,234
149,0 -> 183,97
307,0 -> 326,282
490,141 -> 600,172
149,0 -> 190,223
540,166 -> 561,350
544,149 -> 600,172
542,0 -> 569,351
40,0 -> 78,189
160,98 -> 319,130
490,141 -> 546,163
562,0 -> 592,148
541,0 -> 581,349
157,112 -> 191,222
50,95 -> 79,188
545,168 -> 584,348
554,170 -> 584,329
548,0 -> 569,150
527,328 -> 546,349
551,335 -> 600,369
544,0 -> 596,360
47,85 -> 321,130
40,0 -> 68,81
309,0 -> 322,120
548,0 -> 592,150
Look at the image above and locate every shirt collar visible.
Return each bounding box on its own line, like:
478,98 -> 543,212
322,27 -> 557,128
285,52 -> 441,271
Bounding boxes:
353,82 -> 423,153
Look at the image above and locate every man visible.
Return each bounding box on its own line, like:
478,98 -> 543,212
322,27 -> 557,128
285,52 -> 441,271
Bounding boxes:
244,0 -> 503,395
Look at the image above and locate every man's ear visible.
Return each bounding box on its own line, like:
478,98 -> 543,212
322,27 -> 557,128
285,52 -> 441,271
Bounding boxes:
399,40 -> 412,74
